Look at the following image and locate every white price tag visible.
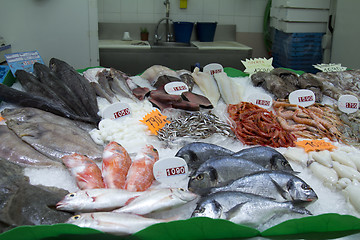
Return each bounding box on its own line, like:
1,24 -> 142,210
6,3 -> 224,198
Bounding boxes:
338,95 -> 359,114
164,81 -> 189,95
247,93 -> 273,109
289,89 -> 315,107
102,102 -> 132,120
203,63 -> 224,75
241,58 -> 274,75
313,63 -> 347,72
153,157 -> 188,187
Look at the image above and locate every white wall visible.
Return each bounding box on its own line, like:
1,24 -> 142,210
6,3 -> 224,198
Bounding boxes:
0,0 -> 99,69
98,0 -> 268,33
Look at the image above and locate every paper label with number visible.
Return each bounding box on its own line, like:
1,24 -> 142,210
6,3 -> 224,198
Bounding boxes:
203,63 -> 224,75
289,89 -> 315,107
313,63 -> 347,72
247,93 -> 273,109
140,109 -> 170,135
153,157 -> 188,187
296,139 -> 337,152
5,50 -> 44,76
102,102 -> 131,120
338,95 -> 359,114
164,81 -> 189,95
241,58 -> 274,75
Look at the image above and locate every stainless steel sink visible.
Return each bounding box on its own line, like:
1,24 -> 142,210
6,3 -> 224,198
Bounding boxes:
150,41 -> 196,48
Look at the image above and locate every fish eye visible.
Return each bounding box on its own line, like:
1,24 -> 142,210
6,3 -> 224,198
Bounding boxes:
179,188 -> 185,191
72,215 -> 81,220
196,174 -> 204,181
69,193 -> 76,197
152,148 -> 158,152
282,161 -> 288,166
301,183 -> 311,190
199,208 -> 205,213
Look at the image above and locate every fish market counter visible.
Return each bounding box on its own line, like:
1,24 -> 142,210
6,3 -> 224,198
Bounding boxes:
99,40 -> 252,75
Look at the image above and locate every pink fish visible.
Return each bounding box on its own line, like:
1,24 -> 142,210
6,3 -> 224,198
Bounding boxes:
125,145 -> 159,192
62,153 -> 105,189
102,141 -> 132,189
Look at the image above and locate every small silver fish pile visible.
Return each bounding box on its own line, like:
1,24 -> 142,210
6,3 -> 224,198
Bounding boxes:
157,111 -> 233,143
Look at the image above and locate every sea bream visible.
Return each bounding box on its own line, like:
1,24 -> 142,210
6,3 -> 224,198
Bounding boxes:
113,188 -> 198,215
209,171 -> 318,203
56,188 -> 143,212
66,212 -> 169,236
191,191 -> 311,228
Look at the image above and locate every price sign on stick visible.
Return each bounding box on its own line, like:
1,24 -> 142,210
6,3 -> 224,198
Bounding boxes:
140,109 -> 170,135
296,140 -> 337,153
338,95 -> 359,114
241,58 -> 274,75
313,63 -> 347,72
153,157 -> 189,187
102,102 -> 132,121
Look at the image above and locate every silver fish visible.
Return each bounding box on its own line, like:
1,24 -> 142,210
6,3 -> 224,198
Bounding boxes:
66,212 -> 168,235
113,188 -> 198,215
209,171 -> 318,203
192,191 -> 311,228
56,188 -> 143,212
109,68 -> 139,102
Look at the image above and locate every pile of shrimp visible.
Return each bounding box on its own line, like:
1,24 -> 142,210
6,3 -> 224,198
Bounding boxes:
227,102 -> 296,147
273,100 -> 343,142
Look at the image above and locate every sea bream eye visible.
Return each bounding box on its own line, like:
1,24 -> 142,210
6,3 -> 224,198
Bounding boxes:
72,215 -> 81,220
196,174 -> 204,180
69,193 -> 76,197
301,183 -> 311,190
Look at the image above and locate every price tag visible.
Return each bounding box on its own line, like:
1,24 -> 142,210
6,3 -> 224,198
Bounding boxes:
0,115 -> 5,124
102,102 -> 131,120
313,63 -> 347,72
247,93 -> 273,109
5,50 -> 44,76
338,95 -> 359,114
289,89 -> 315,107
140,109 -> 170,135
153,157 -> 188,187
164,81 -> 189,95
296,139 -> 337,153
203,63 -> 224,75
241,58 -> 274,75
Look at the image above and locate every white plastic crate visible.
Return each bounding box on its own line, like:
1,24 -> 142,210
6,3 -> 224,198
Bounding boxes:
270,7 -> 329,22
272,0 -> 330,9
270,17 -> 327,33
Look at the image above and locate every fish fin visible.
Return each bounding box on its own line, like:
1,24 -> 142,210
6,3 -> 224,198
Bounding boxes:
270,177 -> 289,200
289,203 -> 312,215
225,202 -> 249,220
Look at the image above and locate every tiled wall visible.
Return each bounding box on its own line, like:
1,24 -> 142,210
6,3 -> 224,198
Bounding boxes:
98,0 -> 268,33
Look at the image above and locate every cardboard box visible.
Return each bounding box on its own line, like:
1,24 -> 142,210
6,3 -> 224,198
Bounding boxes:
270,7 -> 329,22
272,0 -> 330,9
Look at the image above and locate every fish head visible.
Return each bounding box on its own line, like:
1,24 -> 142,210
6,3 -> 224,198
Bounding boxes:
172,188 -> 199,202
191,199 -> 223,219
142,144 -> 159,161
56,191 -> 93,211
271,156 -> 293,172
188,166 -> 218,194
287,178 -> 318,202
66,214 -> 92,227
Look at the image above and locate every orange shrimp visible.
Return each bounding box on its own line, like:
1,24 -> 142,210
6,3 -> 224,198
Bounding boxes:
102,141 -> 132,189
125,145 -> 159,192
62,153 -> 105,189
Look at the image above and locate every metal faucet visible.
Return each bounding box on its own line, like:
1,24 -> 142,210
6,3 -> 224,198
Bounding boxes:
154,0 -> 173,43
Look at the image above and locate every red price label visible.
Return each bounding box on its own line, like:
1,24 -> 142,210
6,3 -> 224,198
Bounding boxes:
256,99 -> 271,106
173,85 -> 187,92
166,166 -> 186,176
114,108 -> 130,119
298,95 -> 313,102
346,102 -> 358,109
140,109 -> 170,135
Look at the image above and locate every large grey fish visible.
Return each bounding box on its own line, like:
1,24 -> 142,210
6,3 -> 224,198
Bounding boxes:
175,142 -> 234,172
49,58 -> 100,121
6,119 -> 103,162
191,191 -> 311,228
0,84 -> 96,123
209,171 -> 318,203
188,156 -> 267,194
231,146 -> 293,172
0,125 -> 62,167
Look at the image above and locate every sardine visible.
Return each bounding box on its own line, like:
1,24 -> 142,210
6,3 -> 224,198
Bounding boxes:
56,188 -> 143,212
192,191 -> 311,228
113,188 -> 198,215
209,171 -> 318,202
66,212 -> 168,236
188,156 -> 267,194
231,146 -> 293,172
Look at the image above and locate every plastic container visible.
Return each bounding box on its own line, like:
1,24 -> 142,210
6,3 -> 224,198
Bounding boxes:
173,21 -> 194,44
196,22 -> 217,42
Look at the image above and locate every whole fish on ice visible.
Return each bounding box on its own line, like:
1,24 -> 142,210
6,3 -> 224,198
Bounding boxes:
113,188 -> 198,215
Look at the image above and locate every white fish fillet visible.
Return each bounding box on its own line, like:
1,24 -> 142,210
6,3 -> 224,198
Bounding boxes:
191,67 -> 220,106
213,72 -> 244,105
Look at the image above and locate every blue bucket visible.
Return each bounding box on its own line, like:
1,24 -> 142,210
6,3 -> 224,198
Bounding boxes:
173,21 -> 194,44
196,22 -> 217,42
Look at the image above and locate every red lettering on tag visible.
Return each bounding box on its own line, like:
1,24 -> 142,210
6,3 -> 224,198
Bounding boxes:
256,99 -> 270,106
346,102 -> 358,109
173,86 -> 187,91
166,166 -> 186,176
114,108 -> 130,119
298,96 -> 313,102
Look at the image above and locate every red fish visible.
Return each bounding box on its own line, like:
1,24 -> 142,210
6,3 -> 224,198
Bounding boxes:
125,145 -> 159,192
62,153 -> 105,189
102,141 -> 132,189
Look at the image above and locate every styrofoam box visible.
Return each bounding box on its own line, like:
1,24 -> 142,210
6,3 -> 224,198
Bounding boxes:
270,17 -> 327,33
272,0 -> 330,9
270,7 -> 329,22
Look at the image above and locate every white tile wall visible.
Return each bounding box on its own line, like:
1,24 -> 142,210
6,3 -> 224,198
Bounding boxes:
98,0 -> 268,33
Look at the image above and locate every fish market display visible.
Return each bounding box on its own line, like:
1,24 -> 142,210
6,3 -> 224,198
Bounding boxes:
102,141 -> 132,189
209,171 -> 317,203
66,212 -> 169,236
273,100 -> 343,141
228,102 -> 296,147
333,105 -> 360,145
0,158 -> 72,233
157,111 -> 233,145
213,71 -> 244,105
114,188 -> 198,215
191,191 -> 311,228
62,153 -> 105,189
191,67 -> 220,106
56,188 -> 143,212
0,125 -> 62,167
125,145 -> 159,192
